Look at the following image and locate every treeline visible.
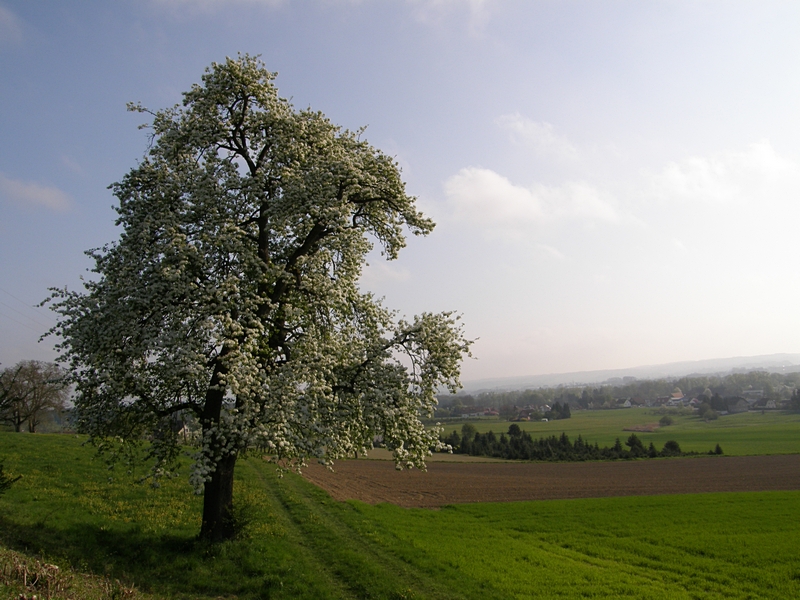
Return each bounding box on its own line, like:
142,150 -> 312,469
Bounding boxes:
438,369 -> 800,415
441,424 -> 723,462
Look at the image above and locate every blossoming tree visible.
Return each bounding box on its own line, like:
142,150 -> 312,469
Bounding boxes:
47,56 -> 470,541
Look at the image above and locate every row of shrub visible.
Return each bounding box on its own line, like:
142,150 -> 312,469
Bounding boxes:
440,426 -> 723,461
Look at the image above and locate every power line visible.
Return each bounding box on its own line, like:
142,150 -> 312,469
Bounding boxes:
0,309 -> 43,333
0,287 -> 57,324
0,300 -> 51,329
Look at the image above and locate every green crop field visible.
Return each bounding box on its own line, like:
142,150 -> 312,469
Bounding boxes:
2,432 -> 799,599
352,493 -> 800,599
438,409 -> 800,455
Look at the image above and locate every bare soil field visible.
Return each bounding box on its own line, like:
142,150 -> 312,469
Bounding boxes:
303,454 -> 800,508
623,423 -> 660,432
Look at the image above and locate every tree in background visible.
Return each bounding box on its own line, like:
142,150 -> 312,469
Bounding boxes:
460,423 -> 477,445
709,393 -> 727,412
0,361 -> 68,432
625,433 -> 645,457
697,402 -> 718,421
47,56 -> 471,542
546,401 -> 571,420
0,364 -> 23,424
791,389 -> 800,411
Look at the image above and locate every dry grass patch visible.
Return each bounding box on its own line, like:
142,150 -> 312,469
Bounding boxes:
0,547 -> 142,600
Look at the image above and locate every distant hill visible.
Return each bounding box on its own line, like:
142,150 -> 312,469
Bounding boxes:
460,353 -> 800,393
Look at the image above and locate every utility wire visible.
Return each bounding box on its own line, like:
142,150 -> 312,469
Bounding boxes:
0,300 -> 51,329
0,309 -> 42,333
0,287 -> 57,324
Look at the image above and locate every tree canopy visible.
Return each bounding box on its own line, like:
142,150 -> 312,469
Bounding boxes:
47,55 -> 470,541
0,361 -> 68,433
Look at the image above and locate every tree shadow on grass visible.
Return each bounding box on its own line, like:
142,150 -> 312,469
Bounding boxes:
0,514 -> 284,598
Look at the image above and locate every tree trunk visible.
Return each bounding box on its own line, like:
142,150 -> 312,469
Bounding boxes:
199,355 -> 237,542
13,411 -> 23,433
200,452 -> 237,542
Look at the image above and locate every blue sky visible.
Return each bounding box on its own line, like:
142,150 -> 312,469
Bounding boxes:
2,0 -> 800,381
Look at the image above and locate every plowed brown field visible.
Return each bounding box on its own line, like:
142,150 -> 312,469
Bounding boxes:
303,454 -> 800,508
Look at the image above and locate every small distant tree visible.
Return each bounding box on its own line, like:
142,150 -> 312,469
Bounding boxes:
709,392 -> 726,411
714,443 -> 723,455
0,364 -> 25,424
647,442 -> 658,458
507,423 -> 522,437
546,401 -> 571,420
499,402 -> 516,420
661,440 -> 681,456
697,402 -> 718,421
659,415 -> 673,427
0,361 -> 68,432
625,433 -> 645,456
461,423 -> 477,441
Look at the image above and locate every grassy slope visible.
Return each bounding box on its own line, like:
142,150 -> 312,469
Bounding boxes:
2,432 -> 799,599
439,410 -> 800,455
0,433 -> 456,599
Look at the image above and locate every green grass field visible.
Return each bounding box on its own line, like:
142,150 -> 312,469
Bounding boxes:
2,432 -> 799,599
438,409 -> 800,455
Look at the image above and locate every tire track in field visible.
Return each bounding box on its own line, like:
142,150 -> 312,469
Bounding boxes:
523,532 -> 758,599
239,459 -> 356,599
245,458 -> 461,600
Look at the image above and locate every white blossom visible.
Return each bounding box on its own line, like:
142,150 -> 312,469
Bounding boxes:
46,55 -> 471,501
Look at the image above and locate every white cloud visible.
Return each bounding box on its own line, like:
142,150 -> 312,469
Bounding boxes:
444,167 -> 619,235
496,113 -> 579,161
646,140 -> 798,205
0,173 -> 71,211
0,5 -> 23,45
543,181 -> 618,222
445,167 -> 544,224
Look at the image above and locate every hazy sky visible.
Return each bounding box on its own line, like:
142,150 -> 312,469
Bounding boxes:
2,1 -> 800,381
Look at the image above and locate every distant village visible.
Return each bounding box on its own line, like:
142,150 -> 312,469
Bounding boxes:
436,369 -> 799,421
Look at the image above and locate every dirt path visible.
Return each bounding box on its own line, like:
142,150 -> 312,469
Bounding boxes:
303,454 -> 800,508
